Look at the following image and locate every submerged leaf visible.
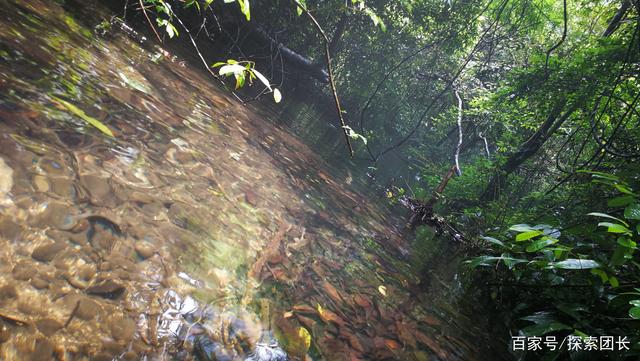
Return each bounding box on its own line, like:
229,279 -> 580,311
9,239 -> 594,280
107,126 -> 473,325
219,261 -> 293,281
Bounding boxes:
51,97 -> 114,137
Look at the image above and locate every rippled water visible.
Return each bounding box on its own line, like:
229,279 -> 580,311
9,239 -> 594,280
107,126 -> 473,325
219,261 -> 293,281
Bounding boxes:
0,1 -> 503,360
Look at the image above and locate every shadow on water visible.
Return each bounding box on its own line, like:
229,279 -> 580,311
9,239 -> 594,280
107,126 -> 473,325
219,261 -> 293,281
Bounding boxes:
0,0 -> 509,360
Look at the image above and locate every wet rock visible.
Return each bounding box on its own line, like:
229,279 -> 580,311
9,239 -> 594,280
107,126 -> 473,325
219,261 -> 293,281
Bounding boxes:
245,190 -> 258,206
31,242 -> 66,262
0,284 -> 17,300
18,301 -> 41,315
80,174 -> 113,206
0,321 -> 9,343
33,201 -> 77,230
35,318 -> 63,336
31,338 -> 55,361
0,157 -> 13,199
134,240 -> 155,259
30,277 -> 49,290
12,260 -> 37,280
0,216 -> 22,241
109,315 -> 136,341
86,279 -> 126,299
75,297 -> 100,320
32,175 -> 49,192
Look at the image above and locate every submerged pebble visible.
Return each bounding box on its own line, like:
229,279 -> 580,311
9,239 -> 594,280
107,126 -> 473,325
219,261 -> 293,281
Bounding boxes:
35,318 -> 63,336
134,240 -> 155,259
31,242 -> 66,262
86,279 -> 126,299
0,157 -> 13,200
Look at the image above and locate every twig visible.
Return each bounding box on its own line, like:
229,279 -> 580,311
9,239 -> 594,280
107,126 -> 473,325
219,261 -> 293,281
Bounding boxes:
479,132 -> 491,158
138,0 -> 162,43
294,0 -> 354,157
64,300 -> 81,328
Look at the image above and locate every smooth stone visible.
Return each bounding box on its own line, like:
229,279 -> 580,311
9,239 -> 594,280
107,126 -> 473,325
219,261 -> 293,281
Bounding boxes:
134,240 -> 155,259
109,315 -> 136,341
30,277 -> 49,290
31,338 -> 55,361
32,175 -> 49,192
0,216 -> 22,241
0,284 -> 17,300
0,157 -> 13,198
75,297 -> 100,320
12,261 -> 37,280
35,318 -> 63,336
86,279 -> 126,299
0,321 -> 9,343
31,242 -> 66,262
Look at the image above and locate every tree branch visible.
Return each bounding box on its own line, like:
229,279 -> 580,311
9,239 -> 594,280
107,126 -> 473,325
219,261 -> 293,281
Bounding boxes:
294,0 -> 354,157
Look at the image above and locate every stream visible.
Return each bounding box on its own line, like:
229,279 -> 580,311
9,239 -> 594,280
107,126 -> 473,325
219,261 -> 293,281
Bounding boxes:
0,0 -> 504,360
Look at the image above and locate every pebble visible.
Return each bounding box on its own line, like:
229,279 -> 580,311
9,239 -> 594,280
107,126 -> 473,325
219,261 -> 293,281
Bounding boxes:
30,277 -> 49,290
0,157 -> 13,199
86,279 -> 126,299
31,242 -> 66,262
134,240 -> 155,259
12,260 -> 37,280
109,315 -> 136,341
35,318 -> 63,336
75,297 -> 100,320
32,175 -> 49,192
31,338 -> 55,361
0,284 -> 17,300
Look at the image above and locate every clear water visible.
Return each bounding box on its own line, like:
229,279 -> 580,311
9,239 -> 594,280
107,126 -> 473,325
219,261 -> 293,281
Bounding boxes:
0,1 -> 502,360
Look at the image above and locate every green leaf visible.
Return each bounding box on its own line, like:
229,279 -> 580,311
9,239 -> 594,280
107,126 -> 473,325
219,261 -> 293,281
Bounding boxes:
273,88 -> 282,103
526,238 -> 558,252
52,97 -> 114,137
597,222 -> 631,234
617,237 -> 637,248
481,236 -> 505,248
552,259 -> 600,269
591,268 -> 608,282
212,62 -> 226,67
295,0 -> 306,15
516,230 -> 542,242
629,307 -> 640,319
509,224 -> 535,232
608,196 -> 635,207
237,0 -> 250,21
629,300 -> 640,307
624,203 -> 640,220
615,184 -> 635,195
588,212 -> 629,227
609,276 -> 619,288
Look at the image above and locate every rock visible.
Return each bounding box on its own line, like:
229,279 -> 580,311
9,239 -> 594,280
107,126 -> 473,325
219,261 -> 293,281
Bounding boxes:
86,279 -> 126,299
35,318 -> 63,336
0,216 -> 22,241
0,284 -> 17,300
31,338 -> 55,361
31,242 -> 66,262
75,297 -> 100,320
109,315 -> 136,341
12,260 -> 37,280
134,240 -> 155,259
30,277 -> 49,290
32,175 -> 49,192
0,157 -> 13,199
0,321 -> 10,343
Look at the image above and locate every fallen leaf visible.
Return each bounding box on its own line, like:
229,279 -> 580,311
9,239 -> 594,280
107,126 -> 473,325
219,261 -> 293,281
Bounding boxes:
51,97 -> 114,137
378,285 -> 387,296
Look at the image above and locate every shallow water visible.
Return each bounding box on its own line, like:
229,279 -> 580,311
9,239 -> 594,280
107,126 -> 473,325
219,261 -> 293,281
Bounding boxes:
0,1 -> 503,360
